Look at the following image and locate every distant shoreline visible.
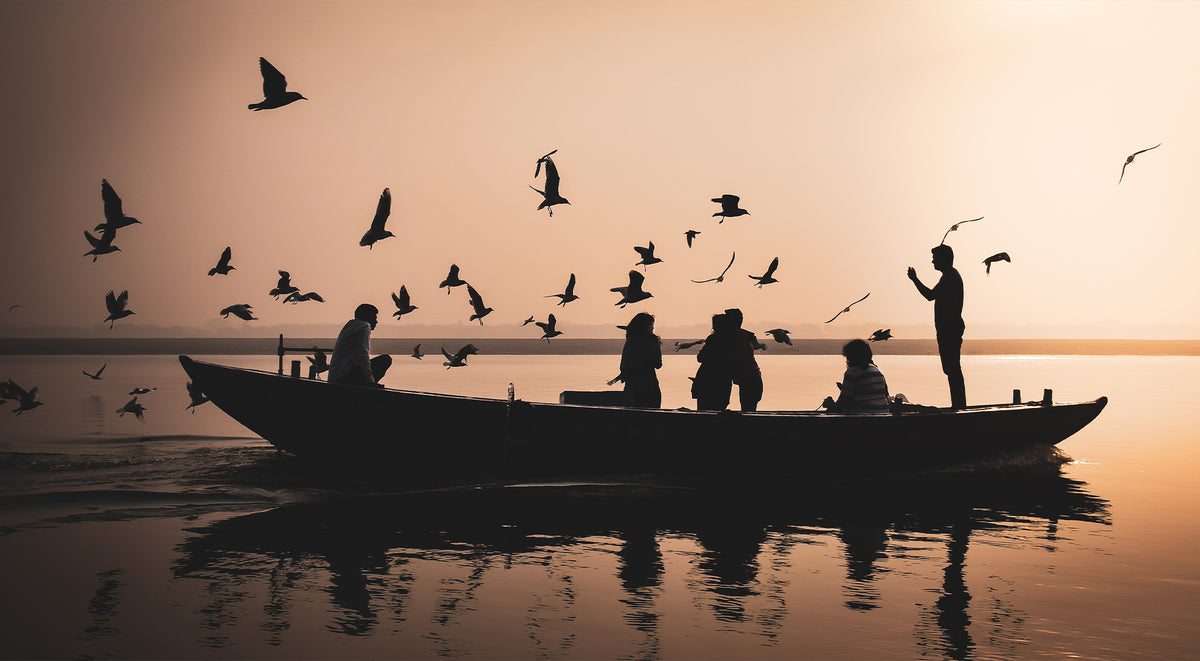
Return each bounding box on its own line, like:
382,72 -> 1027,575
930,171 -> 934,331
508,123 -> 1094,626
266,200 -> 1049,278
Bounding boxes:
2,337 -> 1199,356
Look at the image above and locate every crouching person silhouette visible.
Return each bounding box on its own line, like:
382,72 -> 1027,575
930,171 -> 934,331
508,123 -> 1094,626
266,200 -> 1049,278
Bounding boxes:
329,303 -> 391,387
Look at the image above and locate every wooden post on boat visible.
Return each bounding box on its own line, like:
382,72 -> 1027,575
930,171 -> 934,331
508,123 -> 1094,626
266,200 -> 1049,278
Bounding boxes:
1042,389 -> 1053,406
1013,389 -> 1021,404
290,360 -> 301,378
277,334 -> 285,375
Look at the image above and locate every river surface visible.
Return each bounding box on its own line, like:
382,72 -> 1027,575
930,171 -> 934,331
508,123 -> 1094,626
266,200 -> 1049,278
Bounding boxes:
1,353 -> 1197,659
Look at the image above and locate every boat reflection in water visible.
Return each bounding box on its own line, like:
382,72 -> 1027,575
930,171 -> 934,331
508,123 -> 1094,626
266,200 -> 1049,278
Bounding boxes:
170,461 -> 1109,658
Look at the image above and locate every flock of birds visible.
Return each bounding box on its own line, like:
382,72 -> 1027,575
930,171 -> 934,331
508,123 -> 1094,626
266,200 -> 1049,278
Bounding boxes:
3,56 -> 1166,416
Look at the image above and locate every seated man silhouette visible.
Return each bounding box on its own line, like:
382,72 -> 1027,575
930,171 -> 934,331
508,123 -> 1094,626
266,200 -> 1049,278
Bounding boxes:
822,339 -> 890,413
329,303 -> 391,387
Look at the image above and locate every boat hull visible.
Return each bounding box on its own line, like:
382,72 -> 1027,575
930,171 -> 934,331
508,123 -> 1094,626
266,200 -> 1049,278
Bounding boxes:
179,356 -> 1107,479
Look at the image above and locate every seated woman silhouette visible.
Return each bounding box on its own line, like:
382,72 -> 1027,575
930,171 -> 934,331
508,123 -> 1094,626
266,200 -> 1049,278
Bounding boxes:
611,312 -> 663,408
823,339 -> 890,413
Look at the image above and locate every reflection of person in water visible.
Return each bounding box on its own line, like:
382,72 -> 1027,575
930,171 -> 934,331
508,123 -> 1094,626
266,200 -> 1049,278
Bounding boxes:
329,303 -> 391,387
822,339 -> 890,413
612,312 -> 663,408
908,244 -> 966,408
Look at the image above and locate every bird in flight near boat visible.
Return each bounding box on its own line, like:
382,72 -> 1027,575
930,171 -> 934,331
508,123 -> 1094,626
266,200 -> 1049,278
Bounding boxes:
391,285 -> 418,319
826,292 -> 869,323
359,187 -> 394,248
611,270 -> 653,307
692,252 -> 736,284
546,273 -> 579,307
530,149 -> 570,217
439,264 -> 467,294
7,380 -> 43,415
765,329 -> 792,346
869,329 -> 892,342
129,387 -> 156,395
1118,143 -> 1161,184
82,363 -> 106,380
521,315 -> 535,326
685,230 -> 700,247
8,304 -> 21,312
248,57 -> 307,111
711,195 -> 749,223
748,257 -> 780,288
208,247 -> 235,276
535,314 -> 563,342
940,216 -> 983,245
103,290 -> 134,329
983,252 -> 1011,275
307,349 -> 329,379
269,271 -> 300,299
411,344 -> 424,360
283,291 -> 324,304
83,227 -> 121,262
95,179 -> 141,234
220,304 -> 257,321
674,339 -> 705,351
442,344 -> 478,369
116,396 -> 147,421
185,380 -> 209,412
466,285 -> 493,325
633,241 -> 663,269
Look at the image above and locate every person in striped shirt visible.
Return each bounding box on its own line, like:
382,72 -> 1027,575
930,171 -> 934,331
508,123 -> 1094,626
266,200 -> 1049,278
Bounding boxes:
822,339 -> 890,413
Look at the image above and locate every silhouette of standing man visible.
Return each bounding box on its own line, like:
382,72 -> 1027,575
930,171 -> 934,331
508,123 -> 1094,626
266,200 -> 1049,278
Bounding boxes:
908,245 -> 966,408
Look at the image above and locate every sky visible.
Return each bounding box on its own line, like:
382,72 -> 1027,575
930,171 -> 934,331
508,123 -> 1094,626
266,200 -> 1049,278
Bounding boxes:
1,0 -> 1198,340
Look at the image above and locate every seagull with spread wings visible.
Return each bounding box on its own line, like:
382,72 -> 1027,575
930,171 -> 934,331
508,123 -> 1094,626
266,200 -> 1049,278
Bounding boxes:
466,285 -> 493,325
82,363 -> 107,380
748,257 -> 779,288
116,396 -> 147,421
359,187 -> 395,248
712,195 -> 750,223
283,291 -> 324,304
692,252 -> 736,283
220,304 -> 257,321
531,149 -> 570,217
940,217 -> 983,245
535,314 -> 563,342
825,292 -> 870,323
869,329 -> 892,342
103,290 -> 134,329
611,270 -> 653,307
633,241 -> 663,269
208,247 -> 235,276
8,380 -> 43,415
95,179 -> 141,234
248,57 -> 307,110
684,230 -> 700,247
411,344 -> 424,360
546,273 -> 579,307
269,271 -> 300,299
1119,143 -> 1161,184
983,252 -> 1011,275
391,285 -> 418,318
129,387 -> 156,395
439,264 -> 467,294
185,380 -> 209,412
83,227 -> 121,262
765,329 -> 793,346
442,344 -> 479,369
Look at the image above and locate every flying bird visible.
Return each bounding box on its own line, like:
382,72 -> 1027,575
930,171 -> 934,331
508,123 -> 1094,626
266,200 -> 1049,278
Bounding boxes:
220,304 -> 257,320
208,247 -> 235,276
269,271 -> 300,299
530,150 -> 570,217
983,252 -> 1011,275
185,380 -> 209,412
439,264 -> 467,294
442,344 -> 479,369
765,329 -> 792,346
307,349 -> 329,379
129,387 -> 157,395
83,228 -> 121,261
869,329 -> 892,342
826,292 -> 870,323
521,315 -> 535,326
391,285 -> 418,318
248,57 -> 307,110
359,187 -> 395,248
283,291 -> 324,304
712,195 -> 749,223
674,339 -> 705,351
82,363 -> 106,380
535,314 -> 563,342
116,396 -> 147,421
411,344 -> 424,360
940,216 -> 983,245
8,380 -> 43,415
466,285 -> 493,325
685,230 -> 700,247
611,270 -> 653,307
692,252 -> 736,283
1118,143 -> 1161,184
103,290 -> 134,329
633,241 -> 663,269
8,304 -> 22,312
95,179 -> 141,234
546,273 -> 579,307
748,257 -> 780,288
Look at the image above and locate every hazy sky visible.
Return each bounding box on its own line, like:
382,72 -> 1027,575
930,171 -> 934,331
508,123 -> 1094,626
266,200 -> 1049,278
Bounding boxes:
2,0 -> 1198,340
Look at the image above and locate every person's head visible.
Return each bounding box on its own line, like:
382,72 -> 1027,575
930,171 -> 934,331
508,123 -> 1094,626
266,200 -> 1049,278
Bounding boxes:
711,313 -> 726,333
620,312 -> 655,338
723,308 -> 744,329
842,338 -> 874,367
931,244 -> 954,271
354,303 -> 379,330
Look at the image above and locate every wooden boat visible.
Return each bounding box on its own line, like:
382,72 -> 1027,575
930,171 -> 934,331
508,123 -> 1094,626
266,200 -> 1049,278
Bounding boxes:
178,356 -> 1107,479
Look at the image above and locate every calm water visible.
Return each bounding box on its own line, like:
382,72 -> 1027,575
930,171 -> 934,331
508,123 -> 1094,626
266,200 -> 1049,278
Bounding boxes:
1,353 -> 1198,659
